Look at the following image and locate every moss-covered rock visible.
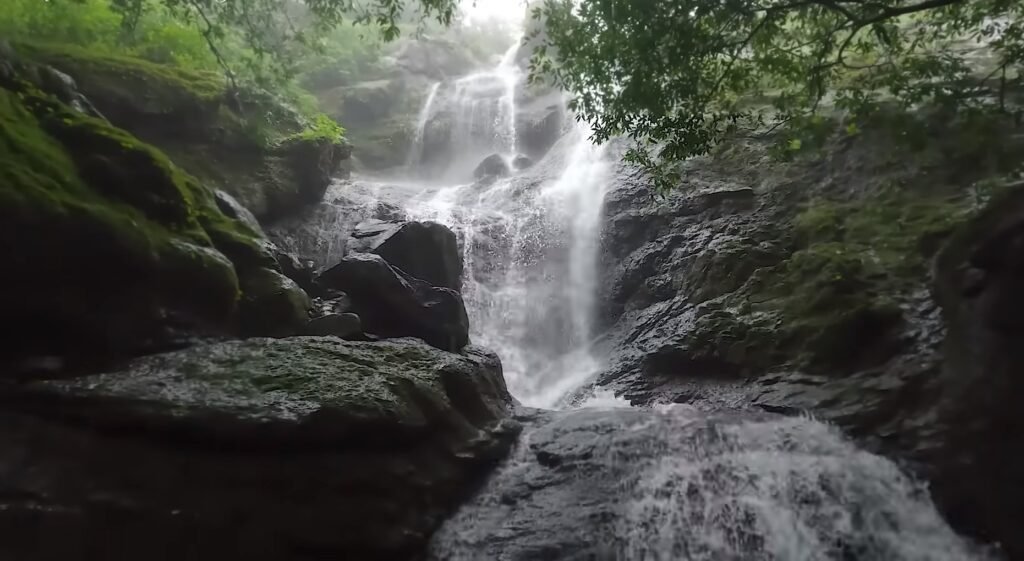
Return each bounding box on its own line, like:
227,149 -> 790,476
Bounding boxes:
237,267 -> 311,338
18,42 -> 350,223
741,191 -> 971,371
0,80 -> 240,365
0,47 -> 311,369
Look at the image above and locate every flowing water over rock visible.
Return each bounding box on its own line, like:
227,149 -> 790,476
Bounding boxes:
276,32 -> 994,560
428,406 -> 992,561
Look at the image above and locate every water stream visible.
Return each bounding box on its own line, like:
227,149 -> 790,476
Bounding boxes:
283,31 -> 994,560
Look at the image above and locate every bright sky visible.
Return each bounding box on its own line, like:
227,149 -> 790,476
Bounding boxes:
460,0 -> 529,26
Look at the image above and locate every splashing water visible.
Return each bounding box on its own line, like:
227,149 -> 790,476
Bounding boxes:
428,407 -> 996,560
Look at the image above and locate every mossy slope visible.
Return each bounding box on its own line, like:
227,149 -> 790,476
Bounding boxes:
18,41 -> 349,223
0,58 -> 278,366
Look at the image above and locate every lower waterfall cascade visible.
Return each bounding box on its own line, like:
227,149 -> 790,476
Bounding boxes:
278,32 -> 997,561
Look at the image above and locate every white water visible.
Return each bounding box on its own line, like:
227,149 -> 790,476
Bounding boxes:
375,34 -> 612,408
407,121 -> 610,408
429,407 -> 995,560
406,81 -> 441,169
414,37 -> 524,181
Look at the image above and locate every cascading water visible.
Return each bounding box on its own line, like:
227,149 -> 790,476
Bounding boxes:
412,37 -> 524,180
280,28 -> 992,560
407,122 -> 609,407
406,80 -> 441,169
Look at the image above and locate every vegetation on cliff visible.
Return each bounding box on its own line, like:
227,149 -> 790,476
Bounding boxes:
532,0 -> 1024,188
0,74 -> 247,361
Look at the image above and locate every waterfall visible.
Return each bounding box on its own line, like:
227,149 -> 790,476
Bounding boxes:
408,122 -> 609,408
406,81 -> 441,169
417,37 -> 523,181
280,27 -> 993,560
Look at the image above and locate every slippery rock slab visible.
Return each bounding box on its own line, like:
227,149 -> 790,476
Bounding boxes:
0,337 -> 519,561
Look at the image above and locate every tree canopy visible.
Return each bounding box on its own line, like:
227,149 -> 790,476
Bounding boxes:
530,0 -> 1024,188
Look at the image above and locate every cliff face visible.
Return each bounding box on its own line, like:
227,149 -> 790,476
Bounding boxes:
594,113 -> 1024,556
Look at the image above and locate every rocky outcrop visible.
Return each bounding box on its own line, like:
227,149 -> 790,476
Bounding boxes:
269,180 -> 411,270
319,254 -> 470,352
19,42 -> 351,224
593,116 -> 1024,555
0,337 -> 519,561
350,219 -> 463,290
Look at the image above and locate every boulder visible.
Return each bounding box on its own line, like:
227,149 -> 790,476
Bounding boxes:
214,190 -> 262,233
512,155 -> 534,171
0,337 -> 519,561
237,268 -> 311,338
473,153 -> 511,180
318,253 -> 470,352
302,312 -> 363,339
349,220 -> 463,290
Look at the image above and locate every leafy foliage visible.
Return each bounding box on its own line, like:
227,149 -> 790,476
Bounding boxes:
288,112 -> 346,143
530,0 -> 1024,190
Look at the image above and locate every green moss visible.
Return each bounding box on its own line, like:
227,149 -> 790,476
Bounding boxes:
745,190 -> 971,370
17,41 -> 225,109
286,113 -> 346,145
0,76 -> 273,357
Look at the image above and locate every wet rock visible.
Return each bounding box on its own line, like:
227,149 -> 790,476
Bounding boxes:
214,190 -> 262,233
0,337 -> 519,561
302,312 -> 362,338
237,268 -> 311,338
512,154 -> 534,171
312,293 -> 354,316
318,253 -> 470,352
429,407 -> 984,561
473,153 -> 511,180
349,219 -> 463,290
268,180 -> 411,270
593,124 -> 1024,557
515,101 -> 565,159
269,246 -> 319,296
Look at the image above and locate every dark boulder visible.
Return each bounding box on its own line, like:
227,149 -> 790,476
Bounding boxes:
473,153 -> 511,180
237,268 -> 311,338
318,253 -> 469,352
0,337 -> 519,561
512,155 -> 534,171
348,219 -> 463,290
